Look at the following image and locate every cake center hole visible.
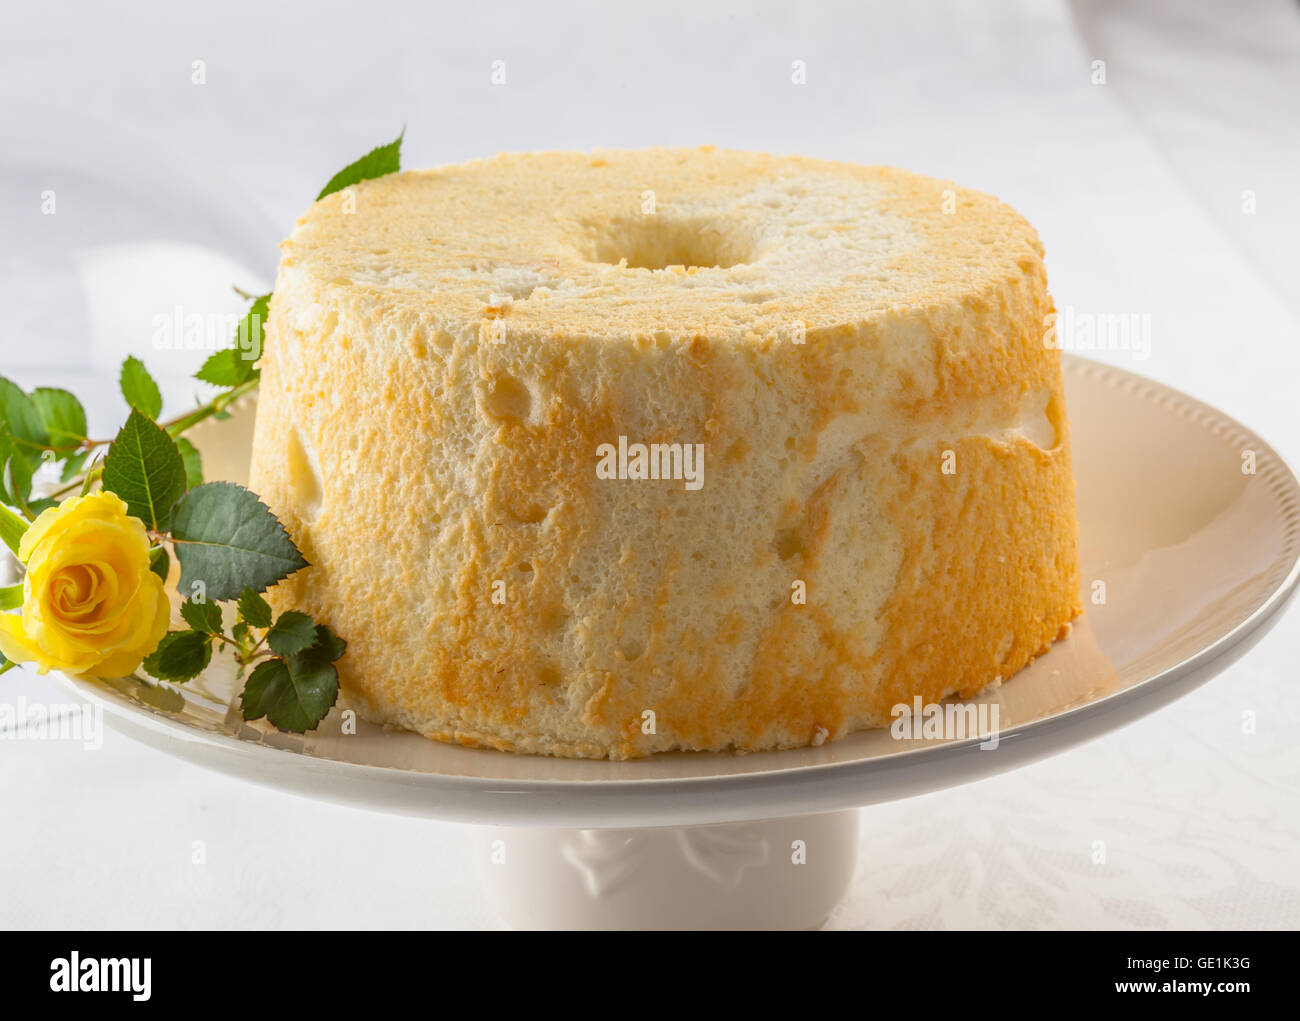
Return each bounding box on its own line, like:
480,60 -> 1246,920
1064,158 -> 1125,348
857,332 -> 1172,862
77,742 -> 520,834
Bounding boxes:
587,215 -> 752,271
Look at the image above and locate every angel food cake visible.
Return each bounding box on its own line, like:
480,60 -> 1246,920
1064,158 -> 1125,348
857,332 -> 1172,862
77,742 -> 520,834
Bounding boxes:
248,147 -> 1082,758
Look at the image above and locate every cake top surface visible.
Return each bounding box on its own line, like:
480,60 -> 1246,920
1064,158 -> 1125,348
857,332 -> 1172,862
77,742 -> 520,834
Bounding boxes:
281,147 -> 1043,341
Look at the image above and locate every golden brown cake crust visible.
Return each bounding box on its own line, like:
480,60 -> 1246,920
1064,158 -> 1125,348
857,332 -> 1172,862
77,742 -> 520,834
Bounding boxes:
249,147 -> 1081,758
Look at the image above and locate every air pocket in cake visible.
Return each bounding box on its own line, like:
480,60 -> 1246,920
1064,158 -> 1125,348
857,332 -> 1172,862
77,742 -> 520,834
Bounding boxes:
286,425 -> 324,523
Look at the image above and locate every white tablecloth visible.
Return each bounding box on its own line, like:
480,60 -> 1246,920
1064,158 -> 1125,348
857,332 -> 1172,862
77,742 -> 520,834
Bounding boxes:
2,0 -> 1297,929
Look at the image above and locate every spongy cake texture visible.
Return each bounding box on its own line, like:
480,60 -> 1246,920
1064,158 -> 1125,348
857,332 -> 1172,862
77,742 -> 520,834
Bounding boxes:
248,147 -> 1082,758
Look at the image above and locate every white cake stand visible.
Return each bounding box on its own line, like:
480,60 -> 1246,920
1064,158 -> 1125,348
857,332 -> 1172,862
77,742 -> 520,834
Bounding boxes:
49,357 -> 1300,929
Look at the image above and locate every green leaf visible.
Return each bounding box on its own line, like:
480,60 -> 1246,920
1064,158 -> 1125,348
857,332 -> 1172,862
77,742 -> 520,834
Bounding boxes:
149,545 -> 170,582
231,620 -> 250,645
313,624 -> 347,662
0,582 -> 22,611
102,408 -> 187,531
175,436 -> 203,489
0,377 -> 48,461
180,598 -> 223,635
25,498 -> 56,516
237,587 -> 272,628
170,482 -> 308,601
195,349 -> 242,387
240,648 -> 339,732
196,293 -> 269,387
60,449 -> 90,483
234,293 -> 269,375
1,440 -> 32,507
142,629 -> 213,683
79,452 -> 103,496
267,610 -> 317,656
316,130 -> 404,201
29,388 -> 87,456
120,356 -> 163,419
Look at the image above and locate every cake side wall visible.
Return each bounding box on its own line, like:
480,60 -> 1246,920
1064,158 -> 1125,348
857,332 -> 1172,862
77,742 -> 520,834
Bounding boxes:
249,246 -> 1080,758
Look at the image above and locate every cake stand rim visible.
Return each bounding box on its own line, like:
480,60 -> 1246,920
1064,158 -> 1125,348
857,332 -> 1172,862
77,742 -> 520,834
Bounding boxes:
43,355 -> 1300,828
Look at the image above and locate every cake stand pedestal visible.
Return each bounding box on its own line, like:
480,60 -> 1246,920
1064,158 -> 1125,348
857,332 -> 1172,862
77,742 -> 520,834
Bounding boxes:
473,811 -> 858,930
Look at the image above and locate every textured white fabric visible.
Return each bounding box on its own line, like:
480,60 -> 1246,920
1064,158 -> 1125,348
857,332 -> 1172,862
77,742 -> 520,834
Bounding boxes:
1,0 -> 1297,929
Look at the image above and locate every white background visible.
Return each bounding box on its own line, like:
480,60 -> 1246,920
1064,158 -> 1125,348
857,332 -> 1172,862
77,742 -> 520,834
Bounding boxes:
1,0 -> 1298,928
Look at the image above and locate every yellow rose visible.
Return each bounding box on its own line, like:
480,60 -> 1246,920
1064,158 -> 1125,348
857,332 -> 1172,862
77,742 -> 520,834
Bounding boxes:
0,491 -> 170,677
